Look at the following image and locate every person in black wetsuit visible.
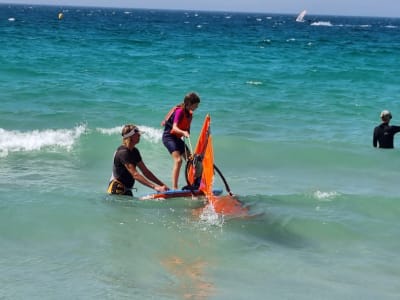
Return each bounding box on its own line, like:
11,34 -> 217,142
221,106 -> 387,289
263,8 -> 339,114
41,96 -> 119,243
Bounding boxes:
107,124 -> 169,196
373,110 -> 400,149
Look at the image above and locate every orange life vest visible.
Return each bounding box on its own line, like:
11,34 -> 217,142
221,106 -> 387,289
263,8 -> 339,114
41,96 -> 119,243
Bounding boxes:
162,105 -> 192,138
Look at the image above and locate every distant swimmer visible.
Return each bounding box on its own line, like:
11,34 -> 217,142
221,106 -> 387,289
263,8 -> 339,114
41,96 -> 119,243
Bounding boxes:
107,124 -> 169,196
373,110 -> 400,149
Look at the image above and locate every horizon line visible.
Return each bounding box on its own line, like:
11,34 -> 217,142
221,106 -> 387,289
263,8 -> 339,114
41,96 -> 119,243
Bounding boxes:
1,2 -> 399,19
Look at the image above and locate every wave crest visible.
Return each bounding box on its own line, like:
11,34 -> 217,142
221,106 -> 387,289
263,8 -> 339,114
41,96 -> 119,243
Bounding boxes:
96,125 -> 163,143
313,190 -> 340,201
0,125 -> 86,157
310,21 -> 332,27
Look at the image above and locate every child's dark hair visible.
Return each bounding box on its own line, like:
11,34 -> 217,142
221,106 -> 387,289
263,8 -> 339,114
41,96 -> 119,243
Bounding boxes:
182,92 -> 200,110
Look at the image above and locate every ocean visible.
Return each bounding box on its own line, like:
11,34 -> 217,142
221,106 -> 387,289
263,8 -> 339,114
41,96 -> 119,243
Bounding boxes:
1,4 -> 400,299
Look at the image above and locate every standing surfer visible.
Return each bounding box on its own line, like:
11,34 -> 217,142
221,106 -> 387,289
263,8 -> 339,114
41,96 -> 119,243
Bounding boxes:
162,92 -> 201,190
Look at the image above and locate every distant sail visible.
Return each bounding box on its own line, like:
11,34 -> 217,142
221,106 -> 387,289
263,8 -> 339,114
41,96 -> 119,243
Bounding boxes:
296,10 -> 307,22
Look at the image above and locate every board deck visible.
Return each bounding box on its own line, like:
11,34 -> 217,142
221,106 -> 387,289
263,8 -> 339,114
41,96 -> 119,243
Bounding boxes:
139,188 -> 223,200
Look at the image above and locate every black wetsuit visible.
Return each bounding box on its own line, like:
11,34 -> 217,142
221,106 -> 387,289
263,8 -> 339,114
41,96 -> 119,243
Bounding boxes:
112,145 -> 142,188
373,123 -> 400,149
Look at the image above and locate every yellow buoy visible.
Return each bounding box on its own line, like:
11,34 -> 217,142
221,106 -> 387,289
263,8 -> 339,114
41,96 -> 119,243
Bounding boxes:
58,12 -> 63,20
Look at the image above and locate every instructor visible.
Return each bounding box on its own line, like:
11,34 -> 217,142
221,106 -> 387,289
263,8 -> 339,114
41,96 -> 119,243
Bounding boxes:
108,124 -> 169,196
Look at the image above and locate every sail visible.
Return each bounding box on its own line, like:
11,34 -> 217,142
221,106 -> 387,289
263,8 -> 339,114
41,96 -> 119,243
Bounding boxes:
186,114 -> 211,187
296,10 -> 307,22
199,131 -> 214,198
188,114 -> 249,216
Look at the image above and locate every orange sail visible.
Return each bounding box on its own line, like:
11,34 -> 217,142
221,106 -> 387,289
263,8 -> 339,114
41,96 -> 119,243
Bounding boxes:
199,133 -> 214,198
186,114 -> 210,187
189,115 -> 249,216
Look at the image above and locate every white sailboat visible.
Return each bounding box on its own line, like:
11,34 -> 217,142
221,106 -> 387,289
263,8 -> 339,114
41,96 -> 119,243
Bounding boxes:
296,10 -> 307,22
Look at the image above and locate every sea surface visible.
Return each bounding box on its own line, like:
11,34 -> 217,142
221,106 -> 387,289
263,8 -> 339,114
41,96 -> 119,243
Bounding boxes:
1,4 -> 400,299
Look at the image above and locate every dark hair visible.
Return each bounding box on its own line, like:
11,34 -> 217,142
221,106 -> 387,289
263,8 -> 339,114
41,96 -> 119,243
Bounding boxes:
183,92 -> 200,109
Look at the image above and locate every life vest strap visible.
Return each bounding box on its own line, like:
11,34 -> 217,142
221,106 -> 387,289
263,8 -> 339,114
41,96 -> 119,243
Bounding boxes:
161,104 -> 180,127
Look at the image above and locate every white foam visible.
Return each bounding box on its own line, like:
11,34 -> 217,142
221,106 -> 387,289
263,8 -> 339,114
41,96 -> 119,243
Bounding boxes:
0,125 -> 86,157
246,81 -> 263,85
96,126 -> 122,135
96,125 -> 163,143
137,125 -> 163,143
198,204 -> 225,227
310,21 -> 332,27
313,190 -> 339,201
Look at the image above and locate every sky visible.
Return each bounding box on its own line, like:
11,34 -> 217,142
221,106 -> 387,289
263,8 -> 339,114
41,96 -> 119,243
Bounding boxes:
1,0 -> 399,18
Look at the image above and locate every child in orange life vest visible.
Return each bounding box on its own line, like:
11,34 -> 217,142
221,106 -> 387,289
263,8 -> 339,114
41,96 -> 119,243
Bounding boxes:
162,92 -> 200,190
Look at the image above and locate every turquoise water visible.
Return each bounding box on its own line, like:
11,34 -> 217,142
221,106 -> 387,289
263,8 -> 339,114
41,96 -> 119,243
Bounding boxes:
1,4 -> 400,299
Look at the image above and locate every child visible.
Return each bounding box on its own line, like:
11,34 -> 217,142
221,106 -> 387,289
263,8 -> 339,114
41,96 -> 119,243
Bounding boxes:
162,92 -> 201,189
